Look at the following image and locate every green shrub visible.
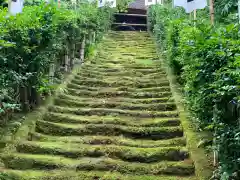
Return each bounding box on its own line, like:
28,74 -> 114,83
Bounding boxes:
148,4 -> 240,179
0,2 -> 113,119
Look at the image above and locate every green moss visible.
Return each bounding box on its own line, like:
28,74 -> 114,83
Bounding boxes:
67,83 -> 171,93
54,98 -> 176,111
74,74 -> 168,82
33,132 -> 185,146
58,94 -> 174,104
35,120 -> 183,139
1,153 -> 194,175
0,31 -> 203,179
1,153 -> 78,170
71,77 -> 170,88
65,88 -> 172,99
17,141 -> 189,162
48,106 -> 179,118
1,170 -> 198,180
43,112 -> 180,126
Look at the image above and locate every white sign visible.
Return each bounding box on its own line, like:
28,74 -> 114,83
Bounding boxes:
107,0 -> 116,7
145,0 -> 156,6
98,0 -> 105,7
9,0 -> 24,15
174,0 -> 207,13
98,0 -> 116,7
145,0 -> 162,6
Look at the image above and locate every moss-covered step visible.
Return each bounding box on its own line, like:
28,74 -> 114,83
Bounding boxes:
71,78 -> 170,88
76,72 -> 166,80
67,83 -> 171,93
43,113 -> 180,126
35,120 -> 183,139
65,88 -> 172,99
1,153 -> 194,176
48,106 -> 179,118
80,66 -> 162,74
16,141 -> 189,162
0,32 -> 199,179
58,94 -> 175,104
28,133 -> 186,148
74,74 -> 167,82
0,170 -> 198,180
81,64 -> 161,71
54,98 -> 176,111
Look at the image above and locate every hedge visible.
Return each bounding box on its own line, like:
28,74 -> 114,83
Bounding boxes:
0,2 -> 114,121
148,4 -> 240,180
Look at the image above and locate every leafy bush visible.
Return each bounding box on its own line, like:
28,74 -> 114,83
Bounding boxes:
116,0 -> 134,12
0,2 -> 113,120
148,4 -> 240,180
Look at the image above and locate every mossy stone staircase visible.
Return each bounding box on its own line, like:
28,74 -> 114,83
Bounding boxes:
0,32 -> 197,180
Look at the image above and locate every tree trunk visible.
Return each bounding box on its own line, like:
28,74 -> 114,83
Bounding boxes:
29,87 -> 41,107
20,86 -> 30,112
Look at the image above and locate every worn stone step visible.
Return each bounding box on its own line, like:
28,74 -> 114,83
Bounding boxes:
58,94 -> 175,104
35,120 -> 183,140
1,153 -> 194,176
65,88 -> 172,99
82,65 -> 161,73
0,170 -> 198,180
43,113 -> 180,126
75,73 -> 166,80
71,78 -> 170,88
16,141 -> 189,162
28,133 -> 186,148
67,83 -> 171,92
72,75 -> 169,84
48,106 -> 179,118
54,98 -> 176,111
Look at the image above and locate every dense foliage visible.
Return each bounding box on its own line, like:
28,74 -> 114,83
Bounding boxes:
116,0 -> 134,12
0,1 -> 113,121
148,4 -> 240,180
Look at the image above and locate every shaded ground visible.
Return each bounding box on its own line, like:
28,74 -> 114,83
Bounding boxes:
0,32 -> 197,179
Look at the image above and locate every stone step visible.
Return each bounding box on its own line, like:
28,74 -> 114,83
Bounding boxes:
67,83 -> 171,93
48,106 -> 179,118
1,153 -> 195,176
65,88 -> 172,99
35,120 -> 183,140
54,98 -> 176,111
1,170 -> 198,180
57,94 -> 175,104
16,141 -> 189,163
28,133 -> 187,148
71,78 -> 170,88
43,112 -> 180,127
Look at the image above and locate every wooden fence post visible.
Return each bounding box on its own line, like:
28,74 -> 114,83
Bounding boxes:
20,86 -> 29,112
64,45 -> 70,72
80,35 -> 86,63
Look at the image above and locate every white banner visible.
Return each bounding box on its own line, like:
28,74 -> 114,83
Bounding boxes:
98,0 -> 116,8
174,0 -> 207,13
145,0 -> 162,6
145,0 -> 156,6
98,0 -> 105,7
107,0 -> 116,8
9,0 -> 24,15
